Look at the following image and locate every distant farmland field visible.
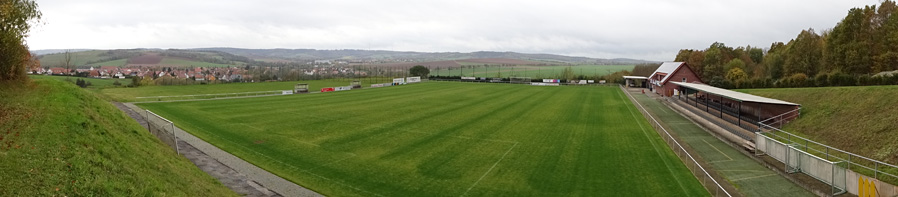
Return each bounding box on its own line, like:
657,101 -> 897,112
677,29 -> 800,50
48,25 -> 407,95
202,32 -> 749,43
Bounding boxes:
159,58 -> 234,67
138,82 -> 706,196
364,58 -> 545,68
431,65 -> 635,78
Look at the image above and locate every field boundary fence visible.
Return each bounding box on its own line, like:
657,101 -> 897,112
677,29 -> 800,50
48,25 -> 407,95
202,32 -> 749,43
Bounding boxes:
620,85 -> 735,197
431,78 -> 616,86
134,90 -> 290,103
144,110 -> 179,155
755,134 -> 847,195
758,113 -> 898,188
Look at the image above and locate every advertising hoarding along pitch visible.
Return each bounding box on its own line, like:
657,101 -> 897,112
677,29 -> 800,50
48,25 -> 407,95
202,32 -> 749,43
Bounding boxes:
461,77 -> 476,80
406,76 -> 421,83
542,79 -> 560,83
393,78 -> 405,84
334,86 -> 352,91
531,82 -> 560,86
321,87 -> 335,92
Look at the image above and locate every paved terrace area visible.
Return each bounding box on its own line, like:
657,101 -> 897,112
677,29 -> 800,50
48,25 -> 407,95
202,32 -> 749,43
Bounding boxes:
625,88 -> 814,197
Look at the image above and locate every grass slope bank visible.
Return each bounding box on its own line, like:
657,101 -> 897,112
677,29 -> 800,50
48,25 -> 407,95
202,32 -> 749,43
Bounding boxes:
741,86 -> 898,164
0,79 -> 234,196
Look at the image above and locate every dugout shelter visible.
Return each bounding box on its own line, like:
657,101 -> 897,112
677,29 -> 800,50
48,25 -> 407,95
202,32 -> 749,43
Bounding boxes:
671,82 -> 801,138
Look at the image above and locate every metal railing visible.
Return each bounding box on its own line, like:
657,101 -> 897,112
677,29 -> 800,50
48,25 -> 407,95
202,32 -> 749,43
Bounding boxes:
620,86 -> 734,197
758,112 -> 898,186
756,133 -> 847,195
135,90 -> 290,102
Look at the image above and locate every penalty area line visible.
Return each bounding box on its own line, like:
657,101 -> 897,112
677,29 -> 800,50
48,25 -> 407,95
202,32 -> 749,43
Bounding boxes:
460,142 -> 518,197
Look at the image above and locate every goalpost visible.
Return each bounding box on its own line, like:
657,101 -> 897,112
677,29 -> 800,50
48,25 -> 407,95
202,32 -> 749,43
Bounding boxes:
510,77 -> 532,84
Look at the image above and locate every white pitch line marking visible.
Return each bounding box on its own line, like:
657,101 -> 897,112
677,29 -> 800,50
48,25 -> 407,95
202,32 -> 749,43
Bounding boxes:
616,90 -> 691,196
731,173 -> 777,181
461,142 -> 518,197
702,139 -> 733,161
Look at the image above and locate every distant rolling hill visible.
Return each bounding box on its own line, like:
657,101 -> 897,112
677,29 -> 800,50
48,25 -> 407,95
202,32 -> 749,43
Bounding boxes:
195,48 -> 658,65
32,48 -> 657,68
34,49 -> 251,68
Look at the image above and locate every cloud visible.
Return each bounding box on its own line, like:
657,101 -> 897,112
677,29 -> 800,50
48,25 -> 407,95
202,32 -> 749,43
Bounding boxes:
27,0 -> 880,61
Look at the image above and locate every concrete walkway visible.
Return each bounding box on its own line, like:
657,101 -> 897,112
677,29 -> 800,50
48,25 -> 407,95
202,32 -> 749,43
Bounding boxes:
118,102 -> 322,197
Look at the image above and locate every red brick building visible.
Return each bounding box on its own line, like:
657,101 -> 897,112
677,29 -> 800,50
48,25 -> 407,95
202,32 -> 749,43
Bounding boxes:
649,62 -> 702,97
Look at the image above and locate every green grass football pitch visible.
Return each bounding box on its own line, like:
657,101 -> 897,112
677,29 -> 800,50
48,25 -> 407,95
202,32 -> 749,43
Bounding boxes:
137,82 -> 707,196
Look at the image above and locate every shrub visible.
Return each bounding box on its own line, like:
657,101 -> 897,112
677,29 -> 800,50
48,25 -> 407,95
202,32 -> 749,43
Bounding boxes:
814,73 -> 830,87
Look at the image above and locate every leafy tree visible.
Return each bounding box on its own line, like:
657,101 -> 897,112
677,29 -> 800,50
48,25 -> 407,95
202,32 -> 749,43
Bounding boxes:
709,76 -> 729,88
686,50 -> 705,80
748,46 -> 764,65
783,29 -> 824,77
674,49 -> 693,62
131,76 -> 141,87
724,59 -> 745,73
409,65 -> 429,77
630,63 -> 661,77
0,0 -> 42,81
701,43 -> 734,80
725,67 -> 748,86
560,66 -> 575,80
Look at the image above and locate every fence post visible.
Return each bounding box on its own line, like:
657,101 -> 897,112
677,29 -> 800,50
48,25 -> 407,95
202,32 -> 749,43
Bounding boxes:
143,110 -> 152,129
847,154 -> 852,171
172,122 -> 179,155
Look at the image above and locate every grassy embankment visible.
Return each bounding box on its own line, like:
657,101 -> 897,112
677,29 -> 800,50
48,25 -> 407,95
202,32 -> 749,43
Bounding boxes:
138,82 -> 707,196
0,79 -> 235,196
743,86 -> 898,185
741,86 -> 898,165
28,75 -> 131,89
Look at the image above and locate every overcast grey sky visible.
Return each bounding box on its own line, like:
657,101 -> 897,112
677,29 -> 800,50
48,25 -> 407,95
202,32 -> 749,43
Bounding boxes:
26,0 -> 879,61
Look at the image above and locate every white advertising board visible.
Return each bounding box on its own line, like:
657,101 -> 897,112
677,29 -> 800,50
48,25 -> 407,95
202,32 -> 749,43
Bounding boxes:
542,79 -> 560,83
531,82 -> 560,86
406,76 -> 421,83
461,77 -> 476,80
393,78 -> 405,84
371,84 -> 384,88
282,90 -> 294,95
587,80 -> 595,83
578,80 -> 587,84
334,86 -> 353,91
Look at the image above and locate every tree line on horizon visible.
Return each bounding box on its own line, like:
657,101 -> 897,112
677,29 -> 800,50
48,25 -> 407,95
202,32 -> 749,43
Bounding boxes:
676,0 -> 898,89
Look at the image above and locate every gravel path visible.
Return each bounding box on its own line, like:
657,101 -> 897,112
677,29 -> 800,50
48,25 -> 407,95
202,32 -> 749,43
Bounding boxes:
113,102 -> 322,197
